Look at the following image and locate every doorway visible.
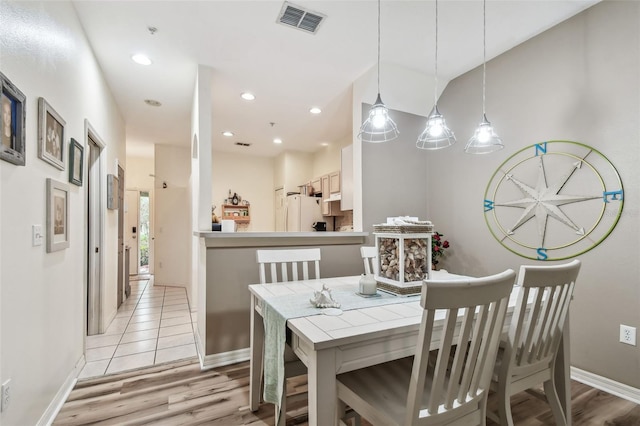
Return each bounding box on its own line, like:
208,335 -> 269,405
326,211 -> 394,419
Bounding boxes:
126,189 -> 152,276
86,124 -> 105,336
139,191 -> 150,274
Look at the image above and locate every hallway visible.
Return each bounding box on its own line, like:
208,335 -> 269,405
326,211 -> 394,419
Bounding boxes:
80,278 -> 197,378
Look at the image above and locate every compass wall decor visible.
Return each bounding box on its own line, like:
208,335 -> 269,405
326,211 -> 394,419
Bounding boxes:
484,140 -> 624,261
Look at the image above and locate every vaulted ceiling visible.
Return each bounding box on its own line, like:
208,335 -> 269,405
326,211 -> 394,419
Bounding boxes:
72,0 -> 599,158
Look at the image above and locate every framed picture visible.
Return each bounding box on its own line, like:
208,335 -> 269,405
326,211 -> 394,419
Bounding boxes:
0,72 -> 26,166
38,97 -> 66,170
107,174 -> 119,209
69,138 -> 84,186
46,178 -> 70,252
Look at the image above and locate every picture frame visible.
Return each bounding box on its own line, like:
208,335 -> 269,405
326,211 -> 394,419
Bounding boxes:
0,72 -> 26,166
69,138 -> 84,186
38,97 -> 66,170
46,178 -> 70,252
107,174 -> 119,209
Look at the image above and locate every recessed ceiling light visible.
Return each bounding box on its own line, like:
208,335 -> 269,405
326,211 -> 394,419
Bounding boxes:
144,99 -> 161,107
273,138 -> 283,144
310,107 -> 322,114
241,92 -> 256,101
222,131 -> 234,137
321,142 -> 329,146
131,54 -> 152,65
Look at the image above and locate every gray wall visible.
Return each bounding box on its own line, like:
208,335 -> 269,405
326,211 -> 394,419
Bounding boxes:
361,0 -> 639,390
205,243 -> 363,354
428,1 -> 638,388
362,105 -> 430,243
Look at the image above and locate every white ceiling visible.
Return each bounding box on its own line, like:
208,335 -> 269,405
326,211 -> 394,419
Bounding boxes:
72,0 -> 599,158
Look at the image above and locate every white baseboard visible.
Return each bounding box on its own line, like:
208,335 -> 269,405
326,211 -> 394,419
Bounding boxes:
38,354 -> 86,426
192,325 -> 250,369
571,366 -> 640,405
200,348 -> 250,370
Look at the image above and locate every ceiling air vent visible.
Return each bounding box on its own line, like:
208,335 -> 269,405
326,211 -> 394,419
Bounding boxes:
234,142 -> 251,147
277,2 -> 326,34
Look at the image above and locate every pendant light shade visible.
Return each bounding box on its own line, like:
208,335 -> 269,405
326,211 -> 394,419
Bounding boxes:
417,0 -> 455,150
417,105 -> 456,149
464,114 -> 503,154
358,0 -> 399,143
465,0 -> 503,154
359,93 -> 400,143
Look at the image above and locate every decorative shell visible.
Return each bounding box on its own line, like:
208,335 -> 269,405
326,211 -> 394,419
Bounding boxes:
310,284 -> 341,309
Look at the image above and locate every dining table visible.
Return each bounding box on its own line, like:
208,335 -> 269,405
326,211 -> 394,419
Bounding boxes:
248,272 -> 572,426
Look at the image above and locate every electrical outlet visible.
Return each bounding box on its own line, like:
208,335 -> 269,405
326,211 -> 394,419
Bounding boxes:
620,324 -> 636,346
32,224 -> 43,246
1,379 -> 11,412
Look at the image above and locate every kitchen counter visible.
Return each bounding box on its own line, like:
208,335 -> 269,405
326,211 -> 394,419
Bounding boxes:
193,230 -> 368,368
193,231 -> 367,248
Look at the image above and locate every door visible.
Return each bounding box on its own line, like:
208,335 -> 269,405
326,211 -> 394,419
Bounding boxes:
138,191 -> 150,275
87,136 -> 102,335
117,165 -> 125,306
125,189 -> 139,275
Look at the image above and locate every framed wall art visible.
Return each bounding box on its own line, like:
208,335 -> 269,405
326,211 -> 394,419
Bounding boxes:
0,72 -> 26,166
46,178 -> 70,252
69,138 -> 84,186
38,97 -> 66,170
107,174 -> 119,209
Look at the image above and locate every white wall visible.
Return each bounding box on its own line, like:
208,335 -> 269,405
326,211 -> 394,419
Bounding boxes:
212,151 -> 275,232
191,66 -> 213,356
0,1 -> 125,424
125,156 -> 154,190
312,136 -> 351,179
155,145 -> 191,290
284,151 -> 313,194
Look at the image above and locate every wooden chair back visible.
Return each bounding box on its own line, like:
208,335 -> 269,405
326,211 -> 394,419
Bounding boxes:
256,248 -> 321,283
506,259 -> 581,378
360,246 -> 377,275
406,269 -> 516,424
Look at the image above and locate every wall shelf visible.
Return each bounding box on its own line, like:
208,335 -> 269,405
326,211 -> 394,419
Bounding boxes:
221,204 -> 250,223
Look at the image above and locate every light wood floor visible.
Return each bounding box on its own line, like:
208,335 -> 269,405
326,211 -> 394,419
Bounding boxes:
54,358 -> 640,426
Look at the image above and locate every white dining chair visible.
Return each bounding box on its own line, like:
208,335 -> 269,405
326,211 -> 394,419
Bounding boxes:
257,247 -> 321,284
360,246 -> 377,275
488,259 -> 581,426
256,248 -> 321,426
336,269 -> 516,426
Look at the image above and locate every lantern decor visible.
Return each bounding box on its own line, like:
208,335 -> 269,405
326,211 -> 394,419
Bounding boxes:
373,218 -> 434,296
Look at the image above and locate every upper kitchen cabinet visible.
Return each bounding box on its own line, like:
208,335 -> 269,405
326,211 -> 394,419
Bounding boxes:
321,174 -> 342,216
311,177 -> 322,195
329,171 -> 340,194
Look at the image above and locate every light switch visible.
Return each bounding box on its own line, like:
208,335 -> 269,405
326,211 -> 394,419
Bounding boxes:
32,225 -> 43,246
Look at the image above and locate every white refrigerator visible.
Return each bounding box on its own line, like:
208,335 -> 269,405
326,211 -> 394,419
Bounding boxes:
286,195 -> 324,232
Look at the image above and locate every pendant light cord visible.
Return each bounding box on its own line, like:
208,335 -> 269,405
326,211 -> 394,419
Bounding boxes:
482,0 -> 486,116
377,0 -> 381,94
434,0 -> 439,105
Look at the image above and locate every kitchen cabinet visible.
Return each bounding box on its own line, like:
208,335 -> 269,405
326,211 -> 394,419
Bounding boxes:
221,204 -> 250,223
311,177 -> 322,195
329,171 -> 340,194
321,173 -> 342,216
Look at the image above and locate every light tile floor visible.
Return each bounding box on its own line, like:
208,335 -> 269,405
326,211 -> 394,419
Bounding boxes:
80,278 -> 197,379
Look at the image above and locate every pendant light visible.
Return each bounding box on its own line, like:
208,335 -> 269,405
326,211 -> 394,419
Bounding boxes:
417,0 -> 456,150
465,0 -> 504,154
358,0 -> 399,143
